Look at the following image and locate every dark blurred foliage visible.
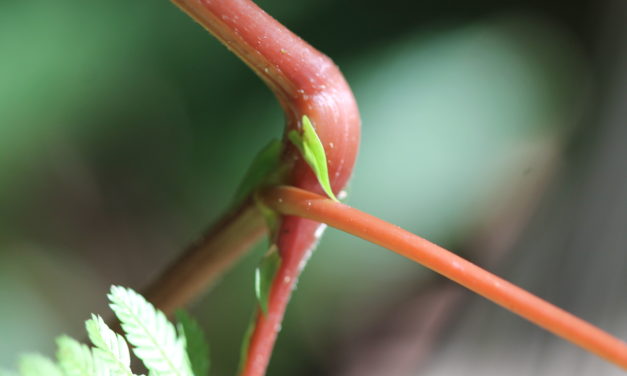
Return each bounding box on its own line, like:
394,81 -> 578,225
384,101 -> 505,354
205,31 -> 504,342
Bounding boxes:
1,0 -> 625,375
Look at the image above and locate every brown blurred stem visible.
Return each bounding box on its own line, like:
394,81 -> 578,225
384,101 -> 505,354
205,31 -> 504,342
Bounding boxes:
144,199 -> 266,314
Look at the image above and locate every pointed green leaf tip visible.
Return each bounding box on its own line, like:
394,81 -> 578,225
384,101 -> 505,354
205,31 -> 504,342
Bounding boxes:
288,115 -> 339,202
85,314 -> 134,376
176,310 -> 211,376
255,244 -> 281,315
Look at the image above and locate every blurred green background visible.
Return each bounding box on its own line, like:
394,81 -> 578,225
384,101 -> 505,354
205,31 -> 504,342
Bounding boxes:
2,0 -> 626,375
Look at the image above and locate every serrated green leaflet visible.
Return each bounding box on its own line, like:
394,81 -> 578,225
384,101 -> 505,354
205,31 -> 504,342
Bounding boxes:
176,310 -> 211,376
85,314 -> 134,376
254,244 -> 281,315
288,115 -> 339,202
56,335 -> 95,376
232,139 -> 283,205
107,286 -> 193,376
3,287 -> 199,376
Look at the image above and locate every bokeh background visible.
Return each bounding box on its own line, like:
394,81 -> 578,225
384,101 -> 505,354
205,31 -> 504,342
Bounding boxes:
1,0 -> 626,375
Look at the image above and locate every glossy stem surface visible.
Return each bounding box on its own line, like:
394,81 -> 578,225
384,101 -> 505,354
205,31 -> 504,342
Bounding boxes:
262,186 -> 627,370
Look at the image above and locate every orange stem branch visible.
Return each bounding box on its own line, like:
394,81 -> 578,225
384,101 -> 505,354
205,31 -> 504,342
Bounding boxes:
261,185 -> 627,370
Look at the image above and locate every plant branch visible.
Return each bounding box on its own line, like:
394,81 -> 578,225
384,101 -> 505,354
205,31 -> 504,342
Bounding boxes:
169,0 -> 360,195
165,2 -> 360,375
261,185 -> 627,370
144,199 -> 266,315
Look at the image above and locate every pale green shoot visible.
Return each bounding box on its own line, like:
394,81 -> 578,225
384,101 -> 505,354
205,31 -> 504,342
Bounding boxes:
288,115 -> 338,202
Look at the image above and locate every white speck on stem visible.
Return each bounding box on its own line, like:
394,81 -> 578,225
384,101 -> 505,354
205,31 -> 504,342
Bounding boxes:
314,224 -> 328,239
451,260 -> 463,272
337,190 -> 348,200
298,248 -> 314,271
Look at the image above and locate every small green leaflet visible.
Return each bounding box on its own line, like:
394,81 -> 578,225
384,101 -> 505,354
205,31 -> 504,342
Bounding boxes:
18,354 -> 63,376
107,286 -> 193,376
254,244 -> 281,315
56,335 -> 95,376
176,310 -> 211,376
86,314 -> 134,376
232,139 -> 283,205
288,115 -> 338,202
2,286 -> 206,376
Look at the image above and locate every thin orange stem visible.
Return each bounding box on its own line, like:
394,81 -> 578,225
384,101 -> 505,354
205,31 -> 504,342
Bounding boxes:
261,185 -> 627,370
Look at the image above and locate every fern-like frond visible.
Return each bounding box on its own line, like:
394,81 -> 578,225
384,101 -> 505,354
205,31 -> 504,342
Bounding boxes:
56,335 -> 95,376
86,314 -> 133,376
176,310 -> 210,376
18,354 -> 63,376
108,286 -> 192,376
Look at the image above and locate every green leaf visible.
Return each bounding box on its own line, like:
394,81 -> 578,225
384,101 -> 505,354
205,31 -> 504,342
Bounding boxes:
85,314 -> 133,376
18,354 -> 63,376
235,313 -> 256,376
254,244 -> 281,315
56,335 -> 95,376
176,310 -> 210,376
232,139 -> 283,205
107,286 -> 192,376
253,192 -> 281,235
288,115 -> 338,202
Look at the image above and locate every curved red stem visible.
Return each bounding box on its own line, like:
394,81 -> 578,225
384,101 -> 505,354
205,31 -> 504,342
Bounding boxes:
170,1 -> 360,375
261,186 -> 627,370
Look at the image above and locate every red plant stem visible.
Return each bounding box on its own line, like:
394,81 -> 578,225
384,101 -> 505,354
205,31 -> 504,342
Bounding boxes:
169,2 -> 360,375
261,185 -> 627,370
